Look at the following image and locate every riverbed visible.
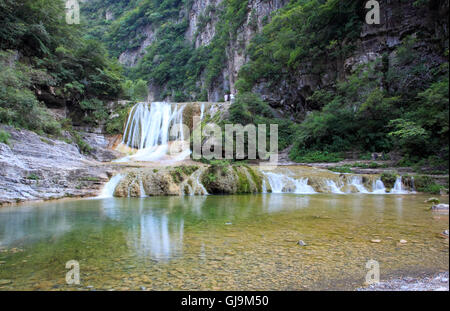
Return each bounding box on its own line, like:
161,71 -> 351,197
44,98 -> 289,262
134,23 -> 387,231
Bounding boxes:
0,193 -> 448,290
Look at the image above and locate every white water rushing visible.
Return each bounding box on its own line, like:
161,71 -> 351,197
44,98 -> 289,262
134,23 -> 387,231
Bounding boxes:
261,170 -> 410,195
372,179 -> 387,194
263,172 -> 316,194
349,176 -> 369,193
117,102 -> 190,162
98,174 -> 124,198
326,180 -> 344,194
390,176 -> 408,194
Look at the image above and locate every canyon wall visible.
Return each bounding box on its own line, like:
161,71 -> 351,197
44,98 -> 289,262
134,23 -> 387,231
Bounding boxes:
90,0 -> 448,115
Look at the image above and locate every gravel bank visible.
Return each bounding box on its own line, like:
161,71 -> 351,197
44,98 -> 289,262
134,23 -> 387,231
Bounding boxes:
358,272 -> 449,291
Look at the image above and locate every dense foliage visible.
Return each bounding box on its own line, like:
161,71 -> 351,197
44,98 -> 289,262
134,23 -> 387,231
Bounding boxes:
2,0 -> 448,174
236,0 -> 365,94
226,1 -> 448,171
288,38 -> 449,170
82,0 -> 252,101
0,0 -> 123,133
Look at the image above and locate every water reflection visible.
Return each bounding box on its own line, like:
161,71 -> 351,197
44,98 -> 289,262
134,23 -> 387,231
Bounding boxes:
394,196 -> 404,219
0,194 -> 447,264
0,204 -> 72,247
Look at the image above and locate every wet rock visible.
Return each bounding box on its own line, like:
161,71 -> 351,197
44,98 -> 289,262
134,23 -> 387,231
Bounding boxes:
432,204 -> 449,211
425,197 -> 440,205
358,272 -> 449,291
81,132 -> 122,162
0,125 -> 117,205
201,165 -> 262,195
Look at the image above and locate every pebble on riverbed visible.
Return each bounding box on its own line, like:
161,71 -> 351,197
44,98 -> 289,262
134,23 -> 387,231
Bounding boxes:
297,240 -> 307,246
357,272 -> 449,291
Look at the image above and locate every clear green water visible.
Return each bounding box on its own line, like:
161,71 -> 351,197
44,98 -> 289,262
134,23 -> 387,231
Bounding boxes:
0,194 -> 448,290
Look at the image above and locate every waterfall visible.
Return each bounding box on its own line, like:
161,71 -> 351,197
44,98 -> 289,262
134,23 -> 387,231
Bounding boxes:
262,180 -> 267,193
263,172 -> 285,193
326,180 -> 344,194
391,177 -> 408,194
411,176 -> 416,193
200,103 -> 205,120
194,170 -> 208,195
372,179 -> 387,194
139,178 -> 146,198
117,102 -> 189,162
181,169 -> 208,196
293,178 -> 316,194
349,176 -> 369,193
98,174 -> 124,198
262,172 -> 316,194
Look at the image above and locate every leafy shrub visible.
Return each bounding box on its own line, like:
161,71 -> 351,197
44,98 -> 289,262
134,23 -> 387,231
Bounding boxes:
413,175 -> 443,194
0,129 -> 10,145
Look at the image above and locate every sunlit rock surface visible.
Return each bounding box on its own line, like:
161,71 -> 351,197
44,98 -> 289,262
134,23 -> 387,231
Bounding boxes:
0,125 -> 116,205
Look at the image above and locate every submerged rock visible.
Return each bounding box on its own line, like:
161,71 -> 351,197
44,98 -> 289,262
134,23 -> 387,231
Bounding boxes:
297,240 -> 307,247
432,204 -> 449,211
425,197 -> 440,205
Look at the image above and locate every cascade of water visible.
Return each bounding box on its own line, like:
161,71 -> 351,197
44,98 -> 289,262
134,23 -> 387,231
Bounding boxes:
194,170 -> 208,195
372,179 -> 387,194
262,179 -> 267,193
118,102 -> 189,162
391,176 -> 408,194
326,180 -> 344,194
349,176 -> 369,193
262,172 -> 316,194
293,178 -> 316,194
139,178 -> 146,198
182,169 -> 208,196
98,174 -> 124,198
263,172 -> 286,193
200,103 -> 205,120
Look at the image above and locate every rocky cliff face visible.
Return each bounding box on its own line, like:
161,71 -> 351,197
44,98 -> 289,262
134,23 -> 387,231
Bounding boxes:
114,0 -> 447,114
0,125 -> 119,205
116,0 -> 288,101
253,0 -> 449,116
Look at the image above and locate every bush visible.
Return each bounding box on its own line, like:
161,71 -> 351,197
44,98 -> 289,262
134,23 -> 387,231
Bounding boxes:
0,129 -> 10,145
227,92 -> 297,152
414,175 -> 443,194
